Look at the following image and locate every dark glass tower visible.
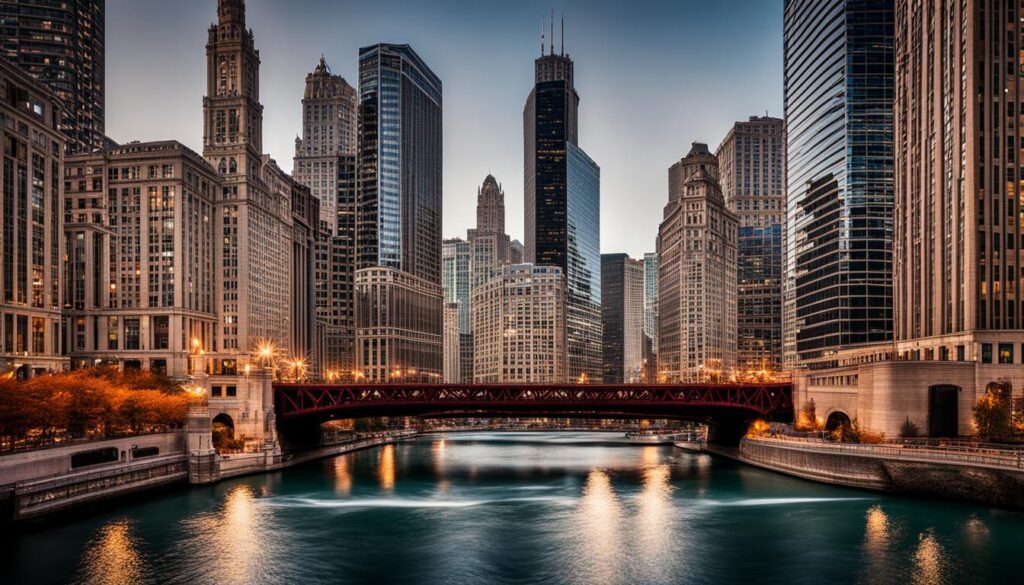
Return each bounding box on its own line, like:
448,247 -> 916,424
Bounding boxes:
524,24 -> 601,382
783,0 -> 894,368
355,43 -> 443,382
0,0 -> 104,154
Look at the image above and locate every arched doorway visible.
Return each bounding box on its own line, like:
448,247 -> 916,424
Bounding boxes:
825,411 -> 851,432
211,413 -> 236,452
928,385 -> 960,437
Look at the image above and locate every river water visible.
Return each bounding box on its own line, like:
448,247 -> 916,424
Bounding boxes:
3,432 -> 1022,585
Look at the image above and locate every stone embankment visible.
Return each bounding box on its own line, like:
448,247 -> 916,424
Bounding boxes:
737,436 -> 1024,510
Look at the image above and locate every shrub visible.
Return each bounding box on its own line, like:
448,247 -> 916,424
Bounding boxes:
795,398 -> 823,432
899,417 -> 920,438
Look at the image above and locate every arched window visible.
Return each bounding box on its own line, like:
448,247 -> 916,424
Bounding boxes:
229,158 -> 237,174
218,158 -> 227,174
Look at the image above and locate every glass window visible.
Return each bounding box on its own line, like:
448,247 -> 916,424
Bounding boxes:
998,343 -> 1013,364
981,343 -> 993,364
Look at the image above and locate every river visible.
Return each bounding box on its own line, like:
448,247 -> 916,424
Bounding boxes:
3,432 -> 1022,585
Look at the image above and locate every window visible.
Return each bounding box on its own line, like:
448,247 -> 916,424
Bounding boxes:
981,343 -> 993,364
125,318 -> 140,350
998,343 -> 1014,364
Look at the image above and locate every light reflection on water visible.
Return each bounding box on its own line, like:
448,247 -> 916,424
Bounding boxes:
8,432 -> 1019,585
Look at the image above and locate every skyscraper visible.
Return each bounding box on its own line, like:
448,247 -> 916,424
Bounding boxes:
524,21 -> 601,383
642,252 -> 659,381
717,116 -> 785,374
473,264 -> 566,383
893,0 -> 1024,367
293,57 -> 358,379
0,60 -> 65,378
657,144 -> 737,382
783,0 -> 895,369
468,175 -> 516,289
442,237 -> 471,383
601,254 -> 644,383
0,0 -> 104,154
355,43 -> 443,382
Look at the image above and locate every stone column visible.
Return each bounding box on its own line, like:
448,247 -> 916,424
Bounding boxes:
186,404 -> 220,484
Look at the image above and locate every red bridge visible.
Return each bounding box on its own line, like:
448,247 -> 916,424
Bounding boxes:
273,382 -> 793,424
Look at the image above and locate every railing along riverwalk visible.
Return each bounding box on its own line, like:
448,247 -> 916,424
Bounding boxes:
746,435 -> 1024,471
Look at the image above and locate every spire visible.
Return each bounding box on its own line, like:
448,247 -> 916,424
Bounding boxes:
561,13 -> 565,56
550,9 -> 555,55
217,0 -> 245,26
540,16 -> 545,56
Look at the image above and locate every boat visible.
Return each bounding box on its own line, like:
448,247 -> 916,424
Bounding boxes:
625,430 -> 683,444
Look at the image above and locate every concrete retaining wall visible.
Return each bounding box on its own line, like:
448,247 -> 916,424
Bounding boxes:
740,438 -> 1024,510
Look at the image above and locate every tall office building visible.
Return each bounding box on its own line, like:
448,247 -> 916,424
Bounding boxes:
601,254 -> 644,383
64,141 -> 220,378
783,0 -> 895,369
524,22 -> 601,383
657,144 -> 738,382
355,43 -> 443,382
0,60 -> 65,378
473,264 -> 566,383
293,58 -> 358,378
717,116 -> 785,374
203,0 -> 313,375
442,238 -> 472,382
0,0 -> 104,154
642,252 -> 659,381
894,0 -> 1024,366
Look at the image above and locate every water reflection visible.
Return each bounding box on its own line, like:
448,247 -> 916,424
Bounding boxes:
912,530 -> 947,585
860,505 -> 893,583
75,519 -> 146,585
333,455 -> 352,495
963,515 -> 990,548
379,444 -> 396,491
431,439 -> 447,475
574,469 -> 623,585
635,458 -> 674,580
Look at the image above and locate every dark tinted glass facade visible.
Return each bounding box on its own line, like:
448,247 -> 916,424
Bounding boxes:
0,0 -> 104,154
601,254 -> 626,383
784,0 -> 894,367
524,48 -> 601,381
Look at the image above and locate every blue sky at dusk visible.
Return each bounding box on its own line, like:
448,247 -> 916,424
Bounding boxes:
107,0 -> 783,258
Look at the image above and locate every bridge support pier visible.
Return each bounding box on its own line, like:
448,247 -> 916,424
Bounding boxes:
186,404 -> 220,484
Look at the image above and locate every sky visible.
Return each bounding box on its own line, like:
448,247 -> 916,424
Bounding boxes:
107,0 -> 783,258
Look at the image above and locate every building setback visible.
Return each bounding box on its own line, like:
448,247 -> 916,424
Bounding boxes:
716,116 -> 785,374
657,143 -> 738,382
524,25 -> 601,383
783,0 -> 895,369
601,253 -> 644,383
473,264 -> 566,383
355,43 -> 443,382
0,0 -> 105,154
0,60 -> 65,377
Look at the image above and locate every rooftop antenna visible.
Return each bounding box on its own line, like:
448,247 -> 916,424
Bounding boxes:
540,16 -> 545,56
550,9 -> 554,55
561,13 -> 565,56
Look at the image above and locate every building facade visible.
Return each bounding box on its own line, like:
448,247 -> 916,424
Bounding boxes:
292,58 -> 358,379
716,116 -> 785,374
783,0 -> 895,369
0,60 -> 65,377
473,264 -> 566,383
657,144 -> 738,382
468,175 -> 517,289
601,253 -> 644,383
64,141 -> 219,378
355,43 -> 443,382
442,237 -> 472,383
524,28 -> 602,384
642,252 -> 659,382
0,0 -> 104,154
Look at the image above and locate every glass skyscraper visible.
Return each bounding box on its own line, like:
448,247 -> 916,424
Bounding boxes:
524,28 -> 602,382
355,43 -> 444,382
783,0 -> 894,368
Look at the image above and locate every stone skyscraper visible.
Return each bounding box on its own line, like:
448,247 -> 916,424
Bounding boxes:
717,116 -> 785,374
293,57 -> 358,378
0,0 -> 105,154
355,43 -> 443,382
601,254 -> 644,383
468,175 -> 517,288
524,21 -> 601,383
657,143 -> 737,382
783,0 -> 895,369
0,60 -> 65,378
